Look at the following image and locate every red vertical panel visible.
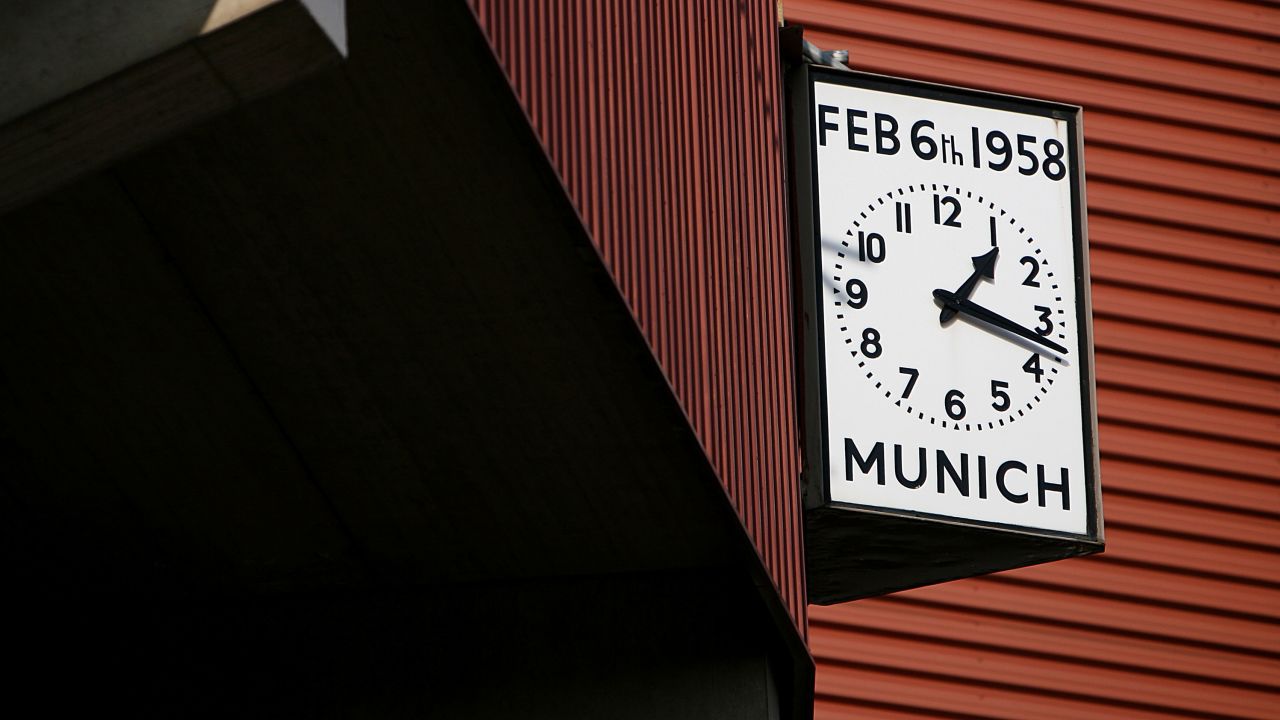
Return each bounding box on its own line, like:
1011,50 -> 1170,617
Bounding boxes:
785,0 -> 1280,717
467,0 -> 807,633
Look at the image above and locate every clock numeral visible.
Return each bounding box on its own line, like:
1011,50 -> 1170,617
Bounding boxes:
1034,305 -> 1054,336
1022,353 -> 1045,383
989,216 -> 998,247
858,231 -> 886,263
844,278 -> 868,309
945,389 -> 967,420
899,367 -> 919,399
1020,256 -> 1041,287
990,379 -> 1011,411
895,201 -> 912,233
860,327 -> 882,358
933,194 -> 962,227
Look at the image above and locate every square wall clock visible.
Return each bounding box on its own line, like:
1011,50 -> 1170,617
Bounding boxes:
789,65 -> 1104,604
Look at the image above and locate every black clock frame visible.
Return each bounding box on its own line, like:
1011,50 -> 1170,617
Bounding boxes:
787,64 -> 1104,605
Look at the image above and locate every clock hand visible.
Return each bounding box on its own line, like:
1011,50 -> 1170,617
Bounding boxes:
939,247 -> 999,323
933,288 -> 1069,355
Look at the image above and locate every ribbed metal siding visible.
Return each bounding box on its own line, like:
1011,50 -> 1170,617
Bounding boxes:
467,1 -> 807,630
786,0 -> 1279,717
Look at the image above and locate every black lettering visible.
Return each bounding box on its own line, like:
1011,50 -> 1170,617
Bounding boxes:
936,450 -> 969,496
1038,466 -> 1071,510
977,455 -> 988,499
845,438 -> 885,485
894,444 -> 926,489
847,108 -> 869,151
875,113 -> 899,155
996,460 -> 1029,504
1043,138 -> 1067,180
817,105 -> 839,147
911,120 -> 937,160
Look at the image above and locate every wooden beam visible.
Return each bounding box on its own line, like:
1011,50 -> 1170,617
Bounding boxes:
0,1 -> 340,216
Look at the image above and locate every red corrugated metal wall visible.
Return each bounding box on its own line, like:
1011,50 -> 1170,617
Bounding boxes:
467,1 -> 808,630
786,1 -> 1280,717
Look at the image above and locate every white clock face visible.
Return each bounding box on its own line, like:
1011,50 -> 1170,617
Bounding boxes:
810,76 -> 1093,537
829,184 -> 1070,431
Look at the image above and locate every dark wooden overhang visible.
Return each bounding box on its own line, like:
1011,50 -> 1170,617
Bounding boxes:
0,1 -> 811,716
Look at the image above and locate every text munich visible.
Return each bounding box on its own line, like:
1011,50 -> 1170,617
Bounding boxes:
844,438 -> 1071,510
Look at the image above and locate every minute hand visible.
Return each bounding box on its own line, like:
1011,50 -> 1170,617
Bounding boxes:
932,289 -> 1068,355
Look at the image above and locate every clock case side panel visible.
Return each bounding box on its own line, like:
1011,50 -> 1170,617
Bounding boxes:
805,506 -> 1100,604
786,63 -> 831,513
789,65 -> 1104,605
1069,107 -> 1105,545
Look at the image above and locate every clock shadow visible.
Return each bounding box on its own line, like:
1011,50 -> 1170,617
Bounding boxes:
819,236 -> 854,293
952,313 -> 1071,366
819,235 -> 890,292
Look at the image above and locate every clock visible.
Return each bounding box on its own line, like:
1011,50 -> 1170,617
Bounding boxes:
829,183 -> 1072,432
794,66 -> 1102,558
790,65 -> 1103,603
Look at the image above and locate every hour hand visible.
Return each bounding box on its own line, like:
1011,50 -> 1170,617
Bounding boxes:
939,247 -> 999,323
933,289 -> 1068,355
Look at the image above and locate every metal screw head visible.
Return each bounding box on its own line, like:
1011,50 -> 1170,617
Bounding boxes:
829,49 -> 849,63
